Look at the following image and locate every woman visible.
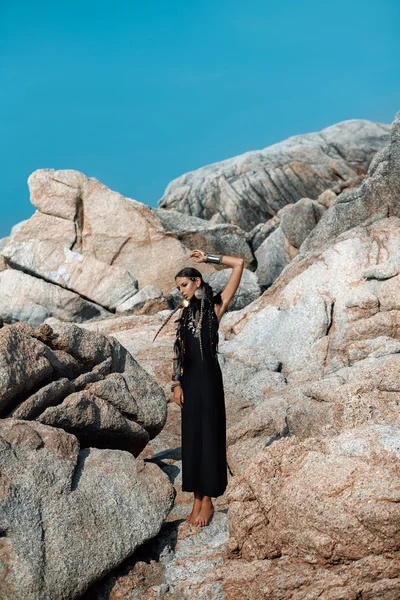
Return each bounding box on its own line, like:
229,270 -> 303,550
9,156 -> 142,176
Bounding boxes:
153,249 -> 244,526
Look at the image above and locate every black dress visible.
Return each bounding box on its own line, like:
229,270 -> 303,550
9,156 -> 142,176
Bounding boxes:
180,296 -> 228,498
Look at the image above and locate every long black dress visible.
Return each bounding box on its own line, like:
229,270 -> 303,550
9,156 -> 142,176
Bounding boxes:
180,296 -> 228,498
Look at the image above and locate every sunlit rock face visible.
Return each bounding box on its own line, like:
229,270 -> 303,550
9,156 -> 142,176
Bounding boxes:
0,319 -> 167,452
159,119 -> 390,231
0,418 -> 174,600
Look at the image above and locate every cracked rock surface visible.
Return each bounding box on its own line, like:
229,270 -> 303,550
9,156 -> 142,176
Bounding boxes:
0,418 -> 174,600
159,119 -> 390,231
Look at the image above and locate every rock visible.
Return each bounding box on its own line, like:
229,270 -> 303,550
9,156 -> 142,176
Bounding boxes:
10,378 -> 75,419
246,215 -> 280,252
2,241 -> 139,311
21,169 -> 193,293
255,227 -> 291,288
280,198 -> 326,249
221,345 -> 286,428
116,285 -> 164,313
317,188 -> 337,208
0,238 -> 8,272
225,217 -> 400,380
0,418 -> 174,599
155,208 -> 254,269
37,391 -> 150,456
0,325 -> 53,415
0,319 -> 168,451
0,268 -> 110,326
214,554 -> 400,600
158,120 -> 390,231
205,269 -> 261,310
298,112 -> 400,257
227,425 -> 400,568
224,293 -> 331,376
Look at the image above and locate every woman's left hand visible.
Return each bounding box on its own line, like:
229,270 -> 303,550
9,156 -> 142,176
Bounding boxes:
189,249 -> 207,263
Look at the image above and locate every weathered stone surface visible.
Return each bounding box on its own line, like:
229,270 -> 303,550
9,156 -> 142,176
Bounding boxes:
28,168 -> 85,220
24,169 -> 194,293
227,425 -> 400,567
280,197 -> 326,248
10,378 -> 75,419
0,418 -> 174,600
0,319 -> 168,451
299,111 -> 400,257
0,326 -> 53,415
116,285 -> 164,313
1,169 -> 208,324
37,390 -> 150,456
317,188 -> 337,208
215,554 -> 400,600
0,269 -> 110,326
205,268 -> 261,311
226,217 -> 400,380
159,120 -> 390,231
155,208 -> 254,269
246,215 -> 280,252
255,227 -> 291,287
2,241 -> 139,310
0,238 -> 8,272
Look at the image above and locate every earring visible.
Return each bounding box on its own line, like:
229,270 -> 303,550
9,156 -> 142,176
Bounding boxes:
194,286 -> 205,299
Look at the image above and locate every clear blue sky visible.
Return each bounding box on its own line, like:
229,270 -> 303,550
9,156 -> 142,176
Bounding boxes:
1,0 -> 399,238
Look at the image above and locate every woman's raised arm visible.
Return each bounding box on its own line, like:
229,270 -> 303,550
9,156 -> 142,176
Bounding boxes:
189,250 -> 244,319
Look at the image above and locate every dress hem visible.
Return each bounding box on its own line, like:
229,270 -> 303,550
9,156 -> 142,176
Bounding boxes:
181,485 -> 227,498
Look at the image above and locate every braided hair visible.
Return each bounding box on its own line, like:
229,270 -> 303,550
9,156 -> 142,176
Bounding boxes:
153,267 -> 222,378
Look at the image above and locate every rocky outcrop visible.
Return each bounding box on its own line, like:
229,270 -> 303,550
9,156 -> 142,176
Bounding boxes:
159,119 -> 390,231
205,268 -> 261,311
224,425 -> 400,598
0,170 -> 259,325
49,112 -> 400,600
0,418 -> 174,600
0,268 -> 111,326
208,111 -> 400,598
1,170 -> 191,300
155,207 -> 255,269
0,319 -> 167,454
299,112 -> 400,257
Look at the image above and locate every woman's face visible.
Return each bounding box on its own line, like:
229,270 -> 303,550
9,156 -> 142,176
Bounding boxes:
175,276 -> 201,301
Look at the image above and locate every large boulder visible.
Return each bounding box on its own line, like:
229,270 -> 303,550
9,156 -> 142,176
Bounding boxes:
0,319 -> 167,454
255,227 -> 292,288
0,169 -> 196,298
224,216 -> 400,382
158,119 -> 390,231
299,111 -> 400,257
155,207 -> 254,269
225,425 -> 400,597
0,418 -> 174,599
0,268 -> 111,326
205,268 -> 261,311
1,241 -> 140,311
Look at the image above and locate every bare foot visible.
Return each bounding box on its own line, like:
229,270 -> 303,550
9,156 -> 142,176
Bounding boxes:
195,496 -> 214,527
185,493 -> 203,524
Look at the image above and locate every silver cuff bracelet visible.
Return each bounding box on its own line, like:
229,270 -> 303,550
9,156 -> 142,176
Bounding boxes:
204,253 -> 222,264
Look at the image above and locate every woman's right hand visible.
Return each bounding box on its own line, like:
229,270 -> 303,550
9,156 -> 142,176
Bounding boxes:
173,384 -> 184,408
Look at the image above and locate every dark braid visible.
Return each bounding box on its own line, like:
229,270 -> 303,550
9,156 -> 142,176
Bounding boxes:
153,268 -> 222,384
152,302 -> 183,342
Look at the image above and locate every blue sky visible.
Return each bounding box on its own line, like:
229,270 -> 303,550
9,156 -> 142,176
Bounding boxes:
0,0 -> 399,238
